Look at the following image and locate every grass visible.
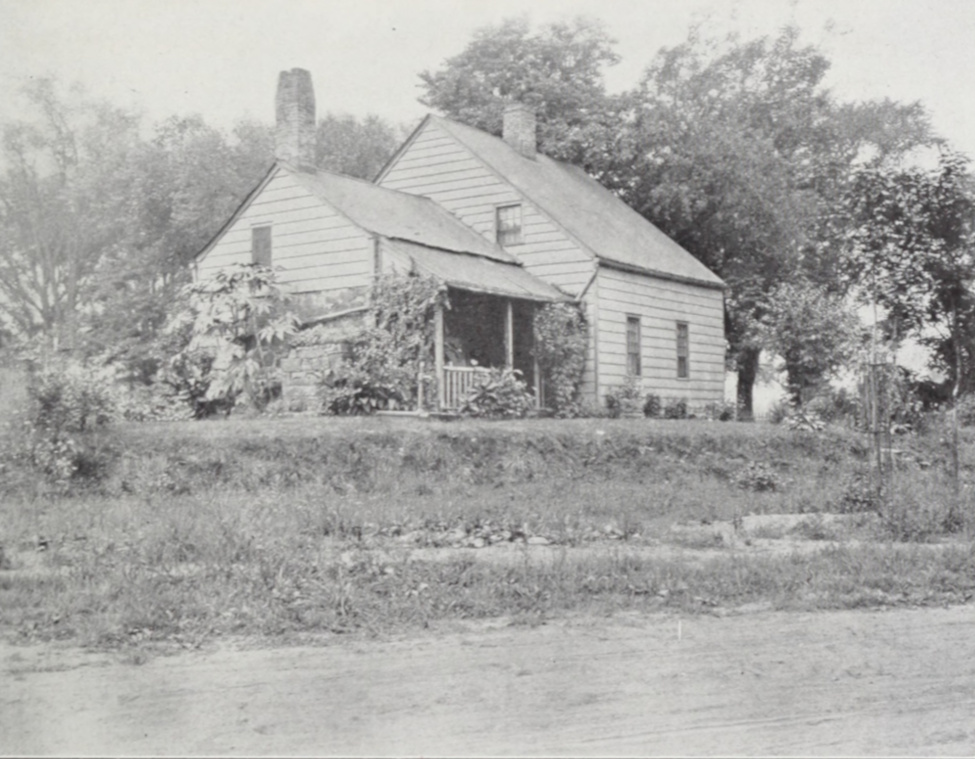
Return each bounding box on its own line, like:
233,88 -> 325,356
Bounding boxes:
2,412 -> 975,650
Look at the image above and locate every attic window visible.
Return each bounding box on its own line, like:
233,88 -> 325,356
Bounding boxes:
496,204 -> 522,246
251,225 -> 272,266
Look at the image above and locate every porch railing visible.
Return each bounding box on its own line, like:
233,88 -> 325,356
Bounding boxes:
442,366 -> 491,410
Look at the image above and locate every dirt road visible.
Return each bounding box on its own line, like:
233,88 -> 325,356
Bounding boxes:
4,605 -> 975,756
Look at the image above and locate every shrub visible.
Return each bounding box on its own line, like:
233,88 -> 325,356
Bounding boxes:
767,399 -> 790,425
701,400 -> 735,421
604,393 -> 620,418
460,368 -> 535,419
533,303 -> 588,416
643,393 -> 662,418
734,461 -> 780,492
166,264 -> 297,415
663,398 -> 688,420
319,364 -> 405,415
21,360 -> 118,484
319,273 -> 446,414
956,394 -> 975,427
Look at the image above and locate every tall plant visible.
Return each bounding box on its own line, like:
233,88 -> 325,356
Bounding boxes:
167,264 -> 297,413
321,273 -> 447,413
533,302 -> 588,415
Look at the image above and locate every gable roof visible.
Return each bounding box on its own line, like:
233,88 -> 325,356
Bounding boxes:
395,115 -> 723,290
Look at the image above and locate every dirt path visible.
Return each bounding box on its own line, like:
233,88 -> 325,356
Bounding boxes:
4,605 -> 975,756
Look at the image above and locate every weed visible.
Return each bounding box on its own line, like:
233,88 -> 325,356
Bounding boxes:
734,462 -> 780,492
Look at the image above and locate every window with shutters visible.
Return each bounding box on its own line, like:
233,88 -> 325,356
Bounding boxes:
677,322 -> 690,379
495,204 -> 522,246
626,315 -> 641,376
251,225 -> 272,266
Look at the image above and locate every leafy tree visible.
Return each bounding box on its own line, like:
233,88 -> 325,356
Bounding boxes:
0,78 -> 141,343
758,280 -> 865,406
419,16 -> 623,164
316,113 -> 403,180
844,149 -> 975,391
620,27 -> 935,416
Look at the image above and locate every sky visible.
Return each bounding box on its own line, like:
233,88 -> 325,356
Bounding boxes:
3,0 -> 975,158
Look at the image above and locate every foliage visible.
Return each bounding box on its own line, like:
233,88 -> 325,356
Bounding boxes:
459,367 -> 535,419
733,461 -> 780,492
419,16 -> 622,165
19,358 -> 117,484
663,398 -> 688,420
619,27 -> 935,416
316,113 -> 404,179
701,400 -> 736,421
758,280 -> 865,405
955,394 -> 975,427
167,264 -> 297,414
844,149 -> 975,392
532,302 -> 588,415
0,78 -> 141,342
643,394 -> 662,418
321,273 -> 446,414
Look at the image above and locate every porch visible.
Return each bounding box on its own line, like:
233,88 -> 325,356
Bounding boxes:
434,288 -> 541,411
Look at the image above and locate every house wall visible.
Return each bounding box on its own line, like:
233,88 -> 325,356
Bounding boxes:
596,267 -> 725,407
197,168 -> 374,296
377,121 -> 596,296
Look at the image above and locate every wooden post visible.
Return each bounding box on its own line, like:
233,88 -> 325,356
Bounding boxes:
533,354 -> 542,409
504,299 -> 514,369
434,303 -> 445,411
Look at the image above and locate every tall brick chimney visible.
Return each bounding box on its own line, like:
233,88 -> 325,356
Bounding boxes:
502,102 -> 536,159
275,68 -> 316,170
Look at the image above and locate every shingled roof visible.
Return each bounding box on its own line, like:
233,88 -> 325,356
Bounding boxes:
424,116 -> 724,290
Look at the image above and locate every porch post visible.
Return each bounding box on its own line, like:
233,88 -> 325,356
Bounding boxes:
434,302 -> 445,410
504,299 -> 514,369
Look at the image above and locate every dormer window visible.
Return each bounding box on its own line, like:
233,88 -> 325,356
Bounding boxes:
496,204 -> 522,246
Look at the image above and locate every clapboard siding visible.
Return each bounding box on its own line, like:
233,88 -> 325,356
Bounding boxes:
379,120 -> 595,296
596,267 -> 725,403
198,168 -> 373,294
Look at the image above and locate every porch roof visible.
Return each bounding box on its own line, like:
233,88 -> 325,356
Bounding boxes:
384,239 -> 568,303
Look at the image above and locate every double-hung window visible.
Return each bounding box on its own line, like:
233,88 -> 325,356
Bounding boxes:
676,322 -> 690,379
495,204 -> 522,246
626,315 -> 641,376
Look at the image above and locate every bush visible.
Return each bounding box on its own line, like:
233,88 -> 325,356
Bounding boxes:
701,400 -> 735,421
663,397 -> 688,420
21,360 -> 118,485
319,364 -> 405,415
643,394 -> 662,418
533,303 -> 588,415
460,368 -> 535,419
767,399 -> 790,425
733,461 -> 780,492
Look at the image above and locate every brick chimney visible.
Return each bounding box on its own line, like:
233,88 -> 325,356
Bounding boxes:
275,68 -> 316,170
502,102 -> 536,159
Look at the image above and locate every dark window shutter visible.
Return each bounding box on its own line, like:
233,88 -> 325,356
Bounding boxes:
252,226 -> 272,266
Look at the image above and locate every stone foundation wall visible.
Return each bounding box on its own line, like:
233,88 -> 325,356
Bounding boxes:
279,311 -> 365,411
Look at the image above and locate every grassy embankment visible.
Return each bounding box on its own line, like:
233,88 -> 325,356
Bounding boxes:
1,412 -> 974,650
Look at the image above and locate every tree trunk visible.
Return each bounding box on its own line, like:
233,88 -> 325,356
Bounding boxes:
736,347 -> 760,421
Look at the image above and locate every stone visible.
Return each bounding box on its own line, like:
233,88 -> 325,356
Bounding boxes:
527,536 -> 550,546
